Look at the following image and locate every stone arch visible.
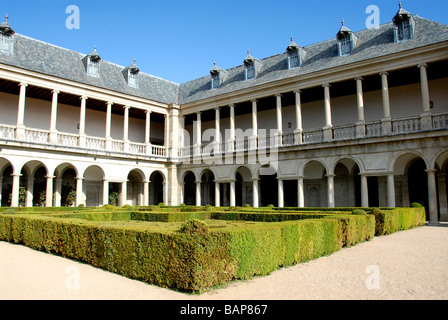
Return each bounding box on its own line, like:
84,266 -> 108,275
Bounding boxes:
127,169 -> 145,206
303,160 -> 327,207
234,166 -> 253,207
83,165 -> 105,207
332,157 -> 362,207
149,170 -> 165,205
200,169 -> 215,206
0,157 -> 14,207
183,170 -> 196,206
258,164 -> 278,207
54,163 -> 78,207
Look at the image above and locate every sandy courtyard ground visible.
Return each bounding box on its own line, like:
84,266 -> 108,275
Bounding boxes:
0,224 -> 447,301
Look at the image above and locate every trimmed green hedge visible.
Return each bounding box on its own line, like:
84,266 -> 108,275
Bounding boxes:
0,207 -> 423,292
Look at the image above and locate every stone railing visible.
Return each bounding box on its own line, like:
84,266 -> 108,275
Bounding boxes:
0,124 -> 168,158
178,112 -> 448,158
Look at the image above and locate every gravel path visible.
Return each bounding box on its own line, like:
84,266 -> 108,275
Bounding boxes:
1,225 -> 447,300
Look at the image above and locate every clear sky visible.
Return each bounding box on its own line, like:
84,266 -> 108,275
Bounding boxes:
1,0 -> 447,83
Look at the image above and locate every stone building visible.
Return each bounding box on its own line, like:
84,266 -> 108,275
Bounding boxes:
0,5 -> 447,224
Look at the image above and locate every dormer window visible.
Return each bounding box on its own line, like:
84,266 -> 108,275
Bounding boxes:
243,51 -> 263,81
393,2 -> 415,42
0,14 -> 15,55
210,62 -> 228,90
211,73 -> 220,90
336,20 -> 357,56
245,63 -> 255,80
124,60 -> 140,89
84,46 -> 101,78
286,37 -> 304,69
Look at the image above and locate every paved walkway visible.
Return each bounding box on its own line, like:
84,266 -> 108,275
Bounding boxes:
1,224 -> 447,300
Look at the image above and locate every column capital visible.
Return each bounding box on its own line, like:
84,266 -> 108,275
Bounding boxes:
417,63 -> 428,69
11,173 -> 23,178
293,89 -> 302,94
123,105 -> 131,110
275,93 -> 283,98
425,169 -> 437,174
251,98 -> 258,103
214,106 -> 221,111
80,95 -> 88,100
228,103 -> 236,108
51,89 -> 60,94
196,111 -> 202,115
379,71 -> 389,77
145,110 -> 152,114
45,175 -> 56,180
354,76 -> 364,81
18,82 -> 28,87
322,83 -> 331,88
106,101 -> 113,107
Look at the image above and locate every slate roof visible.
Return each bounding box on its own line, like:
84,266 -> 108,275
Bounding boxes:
0,14 -> 446,107
0,34 -> 180,105
177,16 -> 448,105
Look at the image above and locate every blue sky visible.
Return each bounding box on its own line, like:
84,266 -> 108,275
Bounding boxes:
1,0 -> 447,83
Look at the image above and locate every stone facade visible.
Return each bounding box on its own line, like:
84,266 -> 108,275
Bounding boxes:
0,6 -> 447,224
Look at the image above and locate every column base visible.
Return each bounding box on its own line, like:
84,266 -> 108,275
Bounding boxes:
355,121 -> 366,138
293,129 -> 303,145
420,112 -> 433,131
381,118 -> 392,135
323,126 -> 333,142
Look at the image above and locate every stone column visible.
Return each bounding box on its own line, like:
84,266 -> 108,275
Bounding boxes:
228,104 -> 236,152
323,84 -> 333,141
195,181 -> 201,206
426,169 -> 439,225
145,111 -> 152,155
418,64 -> 432,130
10,174 -> 22,207
49,90 -> 60,143
278,179 -> 284,208
45,176 -> 55,207
215,107 -> 221,153
143,180 -> 149,206
16,83 -> 28,140
215,181 -> 221,207
361,174 -> 369,208
75,177 -> 85,207
0,177 -> 3,206
120,180 -> 127,207
252,178 -> 259,208
275,94 -> 283,146
105,101 -> 113,150
123,106 -> 130,152
194,112 -> 202,156
387,173 -> 396,208
230,180 -> 236,207
26,177 -> 34,207
251,99 -> 258,149
102,179 -> 109,206
355,77 -> 366,138
78,96 -> 88,147
298,177 -> 305,208
380,72 -> 392,134
327,174 -> 335,208
294,90 -> 303,144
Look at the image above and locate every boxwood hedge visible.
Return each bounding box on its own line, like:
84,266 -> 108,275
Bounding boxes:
0,206 -> 424,293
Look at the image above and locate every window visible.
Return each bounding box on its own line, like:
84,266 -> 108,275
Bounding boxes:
0,34 -> 13,54
211,73 -> 220,90
398,20 -> 411,41
245,63 -> 255,80
288,51 -> 300,69
87,60 -> 100,78
128,71 -> 139,88
340,36 -> 352,56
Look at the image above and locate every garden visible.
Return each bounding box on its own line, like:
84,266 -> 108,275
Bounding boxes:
0,204 -> 426,293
